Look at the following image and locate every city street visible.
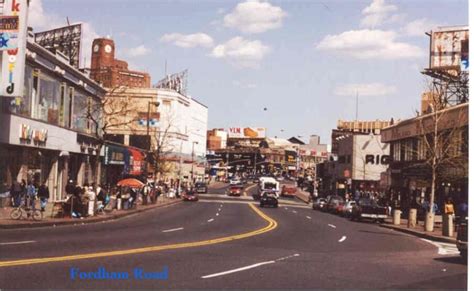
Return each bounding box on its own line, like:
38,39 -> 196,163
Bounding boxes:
0,184 -> 467,289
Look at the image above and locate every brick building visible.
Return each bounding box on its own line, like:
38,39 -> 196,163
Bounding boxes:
90,37 -> 151,88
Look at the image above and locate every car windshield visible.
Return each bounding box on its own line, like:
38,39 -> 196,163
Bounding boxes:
358,198 -> 380,207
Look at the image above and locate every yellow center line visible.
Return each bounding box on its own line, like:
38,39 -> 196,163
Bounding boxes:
0,203 -> 277,268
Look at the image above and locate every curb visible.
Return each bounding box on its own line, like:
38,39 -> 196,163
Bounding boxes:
294,189 -> 310,204
0,199 -> 182,230
379,223 -> 457,244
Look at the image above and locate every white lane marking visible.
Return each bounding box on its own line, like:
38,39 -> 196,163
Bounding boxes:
338,236 -> 347,242
162,227 -> 184,233
292,210 -> 297,214
306,216 -> 312,219
328,224 -> 336,229
421,239 -> 460,255
202,253 -> 300,279
207,218 -> 214,222
216,213 -> 220,216
0,240 -> 36,246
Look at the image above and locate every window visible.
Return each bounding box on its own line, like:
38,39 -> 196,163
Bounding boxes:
405,139 -> 413,161
72,90 -> 88,132
68,87 -> 74,128
393,141 -> 401,161
37,71 -> 61,125
8,65 -> 33,116
418,138 -> 426,160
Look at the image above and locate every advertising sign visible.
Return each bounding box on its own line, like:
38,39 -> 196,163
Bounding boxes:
430,27 -> 469,71
285,150 -> 297,165
228,127 -> 266,139
34,23 -> 82,69
155,70 -> 188,95
0,0 -> 28,97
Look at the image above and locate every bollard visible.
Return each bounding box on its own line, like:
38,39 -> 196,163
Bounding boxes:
442,214 -> 454,237
117,198 -> 122,210
393,210 -> 401,225
425,212 -> 435,232
408,208 -> 417,228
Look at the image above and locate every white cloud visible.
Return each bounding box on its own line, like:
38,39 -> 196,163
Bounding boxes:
360,0 -> 401,28
315,29 -> 423,59
211,36 -> 270,68
28,0 -> 99,69
160,33 -> 214,48
402,18 -> 440,37
223,0 -> 287,34
334,83 -> 397,97
123,45 -> 151,57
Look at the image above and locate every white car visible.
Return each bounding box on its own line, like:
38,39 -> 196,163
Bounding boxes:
230,179 -> 241,185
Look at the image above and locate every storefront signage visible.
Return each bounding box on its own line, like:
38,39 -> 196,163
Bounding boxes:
105,145 -> 127,165
19,124 -> 47,145
365,154 -> 391,165
0,0 -> 28,97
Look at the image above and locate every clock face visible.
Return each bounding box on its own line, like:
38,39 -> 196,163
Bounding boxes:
93,44 -> 99,53
104,44 -> 112,53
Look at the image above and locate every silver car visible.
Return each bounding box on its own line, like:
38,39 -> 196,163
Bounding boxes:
342,201 -> 357,217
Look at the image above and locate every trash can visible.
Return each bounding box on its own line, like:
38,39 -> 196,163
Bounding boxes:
87,201 -> 95,216
117,198 -> 122,210
393,210 -> 401,225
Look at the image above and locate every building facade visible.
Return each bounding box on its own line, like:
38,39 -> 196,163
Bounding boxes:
90,38 -> 151,89
0,40 -> 106,201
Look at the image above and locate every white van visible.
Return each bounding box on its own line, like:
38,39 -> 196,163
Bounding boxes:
259,177 -> 280,197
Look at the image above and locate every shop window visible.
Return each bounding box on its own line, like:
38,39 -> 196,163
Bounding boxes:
72,90 -> 89,132
68,87 -> 74,128
36,71 -> 61,125
393,141 -> 401,161
59,84 -> 66,127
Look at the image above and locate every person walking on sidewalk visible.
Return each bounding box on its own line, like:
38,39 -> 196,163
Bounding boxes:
10,181 -> 22,207
26,181 -> 37,211
444,197 -> 455,215
38,183 -> 50,212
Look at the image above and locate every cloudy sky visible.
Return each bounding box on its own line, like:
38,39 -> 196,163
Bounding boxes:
30,0 -> 468,144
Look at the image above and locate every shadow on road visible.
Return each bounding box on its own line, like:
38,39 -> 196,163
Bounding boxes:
358,229 -> 406,237
434,256 -> 467,266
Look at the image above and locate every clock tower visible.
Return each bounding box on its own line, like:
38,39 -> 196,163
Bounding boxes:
90,38 -> 115,75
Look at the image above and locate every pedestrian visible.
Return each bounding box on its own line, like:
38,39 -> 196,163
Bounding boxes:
37,182 -> 50,212
26,181 -> 37,211
129,188 -> 137,208
444,197 -> 455,215
10,180 -> 22,207
457,199 -> 468,221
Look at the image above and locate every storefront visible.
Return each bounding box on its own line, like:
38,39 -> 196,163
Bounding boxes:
103,143 -> 146,186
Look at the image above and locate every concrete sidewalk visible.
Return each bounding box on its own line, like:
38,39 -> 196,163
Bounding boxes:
0,196 -> 181,229
380,217 -> 457,244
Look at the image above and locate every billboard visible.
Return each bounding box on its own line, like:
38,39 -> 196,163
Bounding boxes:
34,23 -> 82,69
0,0 -> 28,97
155,70 -> 188,95
429,26 -> 469,71
228,127 -> 266,139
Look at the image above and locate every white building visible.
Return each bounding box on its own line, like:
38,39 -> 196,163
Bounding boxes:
155,88 -> 208,181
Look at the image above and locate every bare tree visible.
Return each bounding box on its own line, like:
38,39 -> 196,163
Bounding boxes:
415,78 -> 468,231
85,86 -> 144,186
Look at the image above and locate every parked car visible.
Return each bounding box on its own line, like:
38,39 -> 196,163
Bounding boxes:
350,198 -> 389,222
281,185 -> 297,198
312,198 -> 327,210
182,190 -> 199,202
260,192 -> 279,208
325,195 -> 345,213
456,218 -> 468,261
227,185 -> 243,196
194,182 -> 208,194
342,200 -> 357,217
335,203 -> 345,215
230,178 -> 241,185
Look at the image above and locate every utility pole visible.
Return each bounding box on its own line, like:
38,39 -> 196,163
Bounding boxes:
191,141 -> 198,184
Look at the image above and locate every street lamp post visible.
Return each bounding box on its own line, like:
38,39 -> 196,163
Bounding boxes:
191,141 -> 199,183
145,101 -> 160,181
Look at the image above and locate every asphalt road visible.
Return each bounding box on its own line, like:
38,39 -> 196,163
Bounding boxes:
0,182 -> 467,289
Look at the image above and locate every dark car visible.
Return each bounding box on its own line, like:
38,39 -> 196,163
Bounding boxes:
182,190 -> 199,202
260,192 -> 278,208
350,198 -> 388,222
227,185 -> 244,196
312,198 -> 327,210
195,182 -> 208,194
325,195 -> 345,213
456,218 -> 468,261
